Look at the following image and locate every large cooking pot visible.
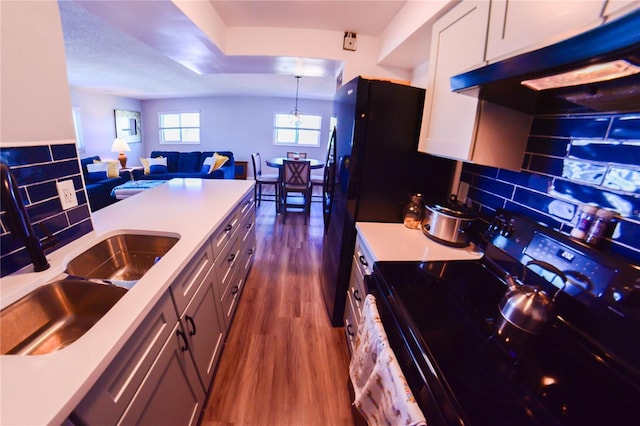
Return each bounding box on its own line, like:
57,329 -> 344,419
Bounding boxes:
421,194 -> 477,247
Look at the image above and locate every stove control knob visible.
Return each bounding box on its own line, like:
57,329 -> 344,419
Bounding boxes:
612,290 -> 623,302
610,285 -> 640,308
501,226 -> 515,238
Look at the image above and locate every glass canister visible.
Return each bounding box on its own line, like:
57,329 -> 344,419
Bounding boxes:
570,204 -> 598,241
585,208 -> 618,247
403,193 -> 425,229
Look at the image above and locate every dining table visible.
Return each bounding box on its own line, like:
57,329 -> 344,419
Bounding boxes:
265,157 -> 325,213
265,157 -> 325,170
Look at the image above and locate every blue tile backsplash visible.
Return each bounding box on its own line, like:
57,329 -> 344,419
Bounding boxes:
462,112 -> 640,264
0,143 -> 93,277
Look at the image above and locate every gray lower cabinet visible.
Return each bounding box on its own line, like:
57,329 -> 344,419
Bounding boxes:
117,322 -> 205,426
71,293 -> 190,425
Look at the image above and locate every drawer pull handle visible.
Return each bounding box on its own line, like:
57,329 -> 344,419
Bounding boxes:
228,253 -> 236,263
186,315 -> 197,336
248,248 -> 254,255
353,289 -> 362,302
359,255 -> 368,266
347,323 -> 355,336
177,329 -> 189,352
231,285 -> 239,295
246,223 -> 252,229
224,224 -> 233,232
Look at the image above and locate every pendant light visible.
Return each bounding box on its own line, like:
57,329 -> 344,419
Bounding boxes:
289,75 -> 303,126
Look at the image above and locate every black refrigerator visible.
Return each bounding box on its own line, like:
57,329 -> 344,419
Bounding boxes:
321,76 -> 455,326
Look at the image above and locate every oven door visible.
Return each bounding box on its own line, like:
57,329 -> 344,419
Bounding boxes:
366,272 -> 466,426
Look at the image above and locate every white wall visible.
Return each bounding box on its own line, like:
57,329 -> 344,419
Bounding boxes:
70,89 -> 144,163
141,95 -> 334,177
0,1 -> 74,144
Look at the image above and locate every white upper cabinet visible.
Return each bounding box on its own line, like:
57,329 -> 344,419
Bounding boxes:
418,1 -> 491,163
603,0 -> 640,20
486,0 -> 605,62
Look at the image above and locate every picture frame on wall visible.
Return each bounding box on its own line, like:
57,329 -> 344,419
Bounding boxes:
114,109 -> 142,143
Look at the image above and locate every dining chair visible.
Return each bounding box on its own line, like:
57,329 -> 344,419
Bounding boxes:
251,152 -> 279,210
286,152 -> 308,159
281,159 -> 312,224
310,171 -> 324,203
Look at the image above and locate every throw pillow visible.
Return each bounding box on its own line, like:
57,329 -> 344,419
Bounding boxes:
86,162 -> 108,181
141,156 -> 164,175
140,157 -> 150,175
201,157 -> 213,174
202,153 -> 229,173
212,153 -> 229,171
93,159 -> 119,178
148,157 -> 168,174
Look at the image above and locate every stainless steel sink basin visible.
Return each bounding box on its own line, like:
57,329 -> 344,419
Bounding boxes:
66,233 -> 179,281
0,280 -> 127,355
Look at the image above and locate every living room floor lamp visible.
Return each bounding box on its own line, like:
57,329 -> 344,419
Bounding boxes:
111,137 -> 131,168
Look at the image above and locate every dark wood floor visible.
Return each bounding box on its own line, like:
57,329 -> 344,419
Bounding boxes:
201,190 -> 354,426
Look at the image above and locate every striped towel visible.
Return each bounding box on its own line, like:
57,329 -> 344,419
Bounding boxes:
349,294 -> 427,426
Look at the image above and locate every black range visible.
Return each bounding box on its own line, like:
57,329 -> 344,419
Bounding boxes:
367,212 -> 640,425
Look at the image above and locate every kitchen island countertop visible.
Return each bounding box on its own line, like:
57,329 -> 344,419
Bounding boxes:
0,178 -> 254,426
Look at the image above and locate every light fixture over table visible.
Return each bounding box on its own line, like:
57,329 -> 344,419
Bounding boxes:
111,137 -> 131,168
289,75 -> 303,126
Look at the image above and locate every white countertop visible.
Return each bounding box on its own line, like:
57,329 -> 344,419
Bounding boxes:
0,178 -> 254,426
355,222 -> 483,262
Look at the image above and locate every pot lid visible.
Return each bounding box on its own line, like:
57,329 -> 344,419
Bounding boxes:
428,194 -> 477,219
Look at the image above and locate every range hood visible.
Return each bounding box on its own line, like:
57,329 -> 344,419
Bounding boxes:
450,10 -> 640,114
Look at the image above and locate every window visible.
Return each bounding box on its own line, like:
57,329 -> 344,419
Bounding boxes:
274,113 -> 322,147
159,112 -> 200,144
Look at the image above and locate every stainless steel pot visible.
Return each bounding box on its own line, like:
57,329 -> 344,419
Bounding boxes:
421,195 -> 476,247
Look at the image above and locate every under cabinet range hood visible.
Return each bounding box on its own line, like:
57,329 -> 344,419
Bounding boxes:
451,10 -> 640,114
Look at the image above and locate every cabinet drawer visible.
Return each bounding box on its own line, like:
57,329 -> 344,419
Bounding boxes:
353,237 -> 373,278
348,257 -> 366,325
220,266 -> 244,327
238,191 -> 255,220
171,242 -> 215,316
73,293 -> 178,425
214,235 -> 241,302
239,233 -> 256,279
343,294 -> 358,357
239,206 -> 255,247
211,209 -> 241,259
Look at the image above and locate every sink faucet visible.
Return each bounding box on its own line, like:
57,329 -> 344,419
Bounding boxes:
0,162 -> 50,272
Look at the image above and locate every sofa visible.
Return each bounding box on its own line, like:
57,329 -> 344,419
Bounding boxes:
80,156 -> 131,211
131,151 -> 235,181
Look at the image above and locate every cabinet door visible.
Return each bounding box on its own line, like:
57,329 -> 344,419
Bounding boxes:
486,0 -> 604,62
418,1 -> 490,161
73,293 -> 178,425
118,323 -> 205,426
604,1 -> 640,20
182,267 -> 225,392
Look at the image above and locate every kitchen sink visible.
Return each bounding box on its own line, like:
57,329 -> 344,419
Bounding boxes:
0,279 -> 127,355
65,233 -> 179,282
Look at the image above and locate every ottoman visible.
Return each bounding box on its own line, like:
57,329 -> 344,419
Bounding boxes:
111,180 -> 166,199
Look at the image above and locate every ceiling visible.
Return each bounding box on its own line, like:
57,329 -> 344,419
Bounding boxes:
59,0 -> 410,101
